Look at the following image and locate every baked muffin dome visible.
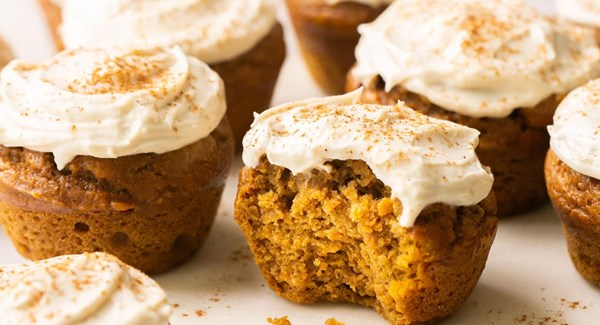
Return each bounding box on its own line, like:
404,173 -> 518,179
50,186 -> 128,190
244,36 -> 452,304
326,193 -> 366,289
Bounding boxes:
0,47 -> 234,274
235,90 -> 497,324
347,0 -> 600,216
546,78 -> 600,288
39,0 -> 285,148
285,0 -> 391,94
0,252 -> 172,324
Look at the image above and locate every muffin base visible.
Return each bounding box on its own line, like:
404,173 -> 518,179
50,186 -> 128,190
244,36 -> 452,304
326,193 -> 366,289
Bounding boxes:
347,75 -> 557,216
0,37 -> 12,69
211,23 -> 286,150
235,158 -> 498,324
285,0 -> 385,94
545,150 -> 600,287
0,118 -> 234,274
38,0 -> 64,51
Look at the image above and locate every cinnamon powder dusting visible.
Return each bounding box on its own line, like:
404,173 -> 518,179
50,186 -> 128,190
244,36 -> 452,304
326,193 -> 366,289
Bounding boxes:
458,9 -> 515,56
66,49 -> 173,95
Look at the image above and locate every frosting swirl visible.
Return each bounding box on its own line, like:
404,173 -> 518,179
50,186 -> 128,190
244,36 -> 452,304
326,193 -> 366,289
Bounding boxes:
549,78 -> 600,180
557,0 -> 600,28
0,46 -> 226,170
353,0 -> 600,118
55,0 -> 277,64
242,90 -> 494,228
0,252 -> 172,325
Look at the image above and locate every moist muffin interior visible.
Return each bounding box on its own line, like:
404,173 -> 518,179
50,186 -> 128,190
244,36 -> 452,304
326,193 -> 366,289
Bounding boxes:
236,157 -> 497,324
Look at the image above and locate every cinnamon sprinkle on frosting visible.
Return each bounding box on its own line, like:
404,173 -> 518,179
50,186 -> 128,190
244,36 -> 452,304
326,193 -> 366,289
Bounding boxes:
0,252 -> 172,325
0,46 -> 225,169
353,0 -> 600,118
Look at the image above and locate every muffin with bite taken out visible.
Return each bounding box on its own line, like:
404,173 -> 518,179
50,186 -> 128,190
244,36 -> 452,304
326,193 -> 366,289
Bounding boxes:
235,90 -> 497,324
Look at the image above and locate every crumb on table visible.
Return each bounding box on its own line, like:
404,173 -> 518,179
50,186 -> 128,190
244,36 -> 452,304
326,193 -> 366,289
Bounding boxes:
267,316 -> 292,325
324,318 -> 345,325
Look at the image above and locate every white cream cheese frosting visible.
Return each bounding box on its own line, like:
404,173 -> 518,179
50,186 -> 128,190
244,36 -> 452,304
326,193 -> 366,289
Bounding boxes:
353,0 -> 600,118
0,252 -> 172,325
54,0 -> 277,64
242,89 -> 494,228
0,46 -> 226,170
549,78 -> 600,180
557,0 -> 600,28
324,0 -> 393,7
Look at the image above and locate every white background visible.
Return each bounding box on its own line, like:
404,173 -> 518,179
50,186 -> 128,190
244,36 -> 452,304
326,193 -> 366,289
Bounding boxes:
0,1 -> 598,324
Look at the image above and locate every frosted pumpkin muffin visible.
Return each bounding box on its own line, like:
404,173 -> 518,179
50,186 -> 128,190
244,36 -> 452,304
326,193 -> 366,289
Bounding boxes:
557,0 -> 600,43
0,252 -> 172,325
347,0 -> 600,216
235,90 -> 497,324
546,79 -> 600,288
285,0 -> 391,94
0,37 -> 13,69
40,0 -> 285,148
0,46 -> 234,274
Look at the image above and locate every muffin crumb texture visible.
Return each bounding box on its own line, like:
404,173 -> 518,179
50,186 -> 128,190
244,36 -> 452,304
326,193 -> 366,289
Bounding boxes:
236,158 -> 498,324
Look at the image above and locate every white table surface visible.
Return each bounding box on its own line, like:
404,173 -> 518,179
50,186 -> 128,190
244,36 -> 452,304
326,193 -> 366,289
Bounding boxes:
0,1 -> 598,324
